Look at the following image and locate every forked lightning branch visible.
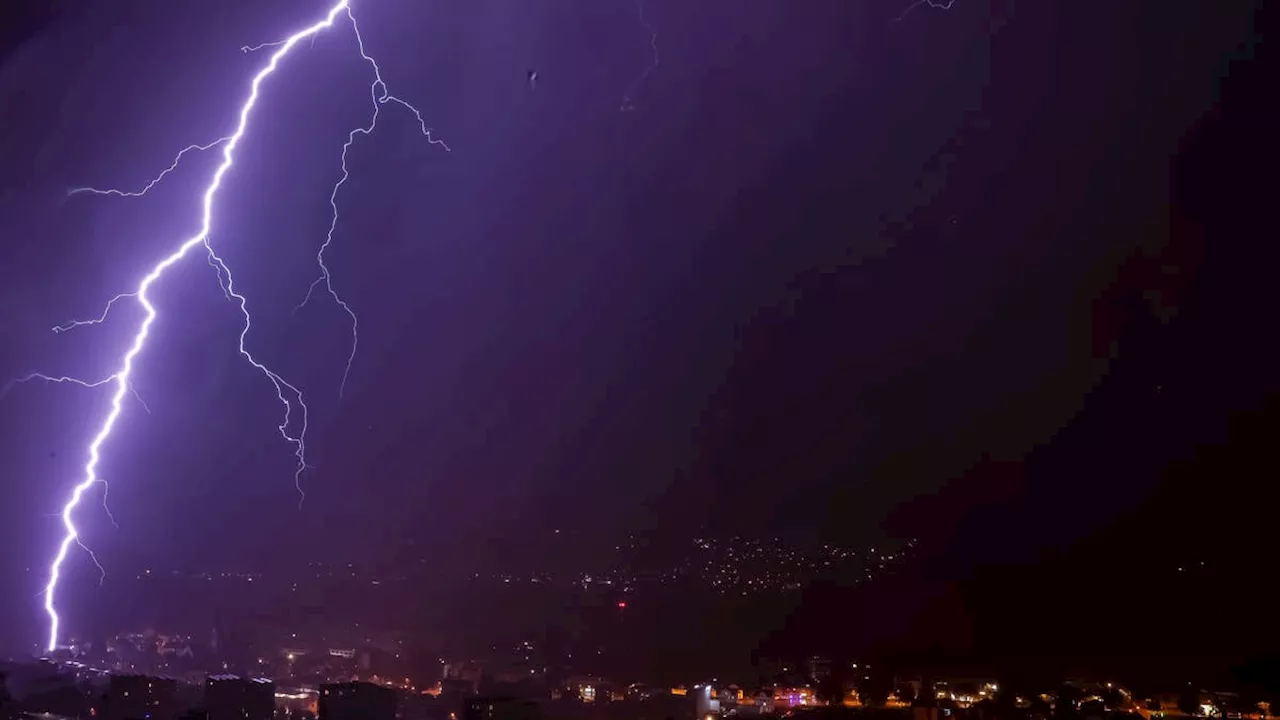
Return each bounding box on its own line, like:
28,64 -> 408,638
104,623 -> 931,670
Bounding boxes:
23,0 -> 446,653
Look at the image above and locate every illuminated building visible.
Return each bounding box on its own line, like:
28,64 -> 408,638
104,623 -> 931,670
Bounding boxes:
807,656 -> 832,684
319,681 -> 396,720
771,687 -> 815,711
695,685 -> 721,719
274,686 -> 319,716
565,677 -> 606,703
103,674 -> 178,720
644,684 -> 721,720
207,674 -> 274,720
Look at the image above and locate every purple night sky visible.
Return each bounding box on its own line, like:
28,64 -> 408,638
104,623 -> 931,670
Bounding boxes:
0,0 -> 1273,679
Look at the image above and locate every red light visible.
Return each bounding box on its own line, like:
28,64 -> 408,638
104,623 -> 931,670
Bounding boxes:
617,601 -> 627,608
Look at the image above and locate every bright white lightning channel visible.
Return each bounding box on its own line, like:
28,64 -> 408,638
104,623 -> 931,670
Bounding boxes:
32,0 -> 445,653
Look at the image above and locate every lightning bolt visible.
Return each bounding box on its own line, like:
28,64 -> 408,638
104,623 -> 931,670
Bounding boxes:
99,479 -> 119,529
892,0 -> 957,23
1,372 -> 150,415
26,0 -> 445,653
67,138 -> 231,199
620,0 -> 660,113
294,18 -> 450,397
49,291 -> 137,333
